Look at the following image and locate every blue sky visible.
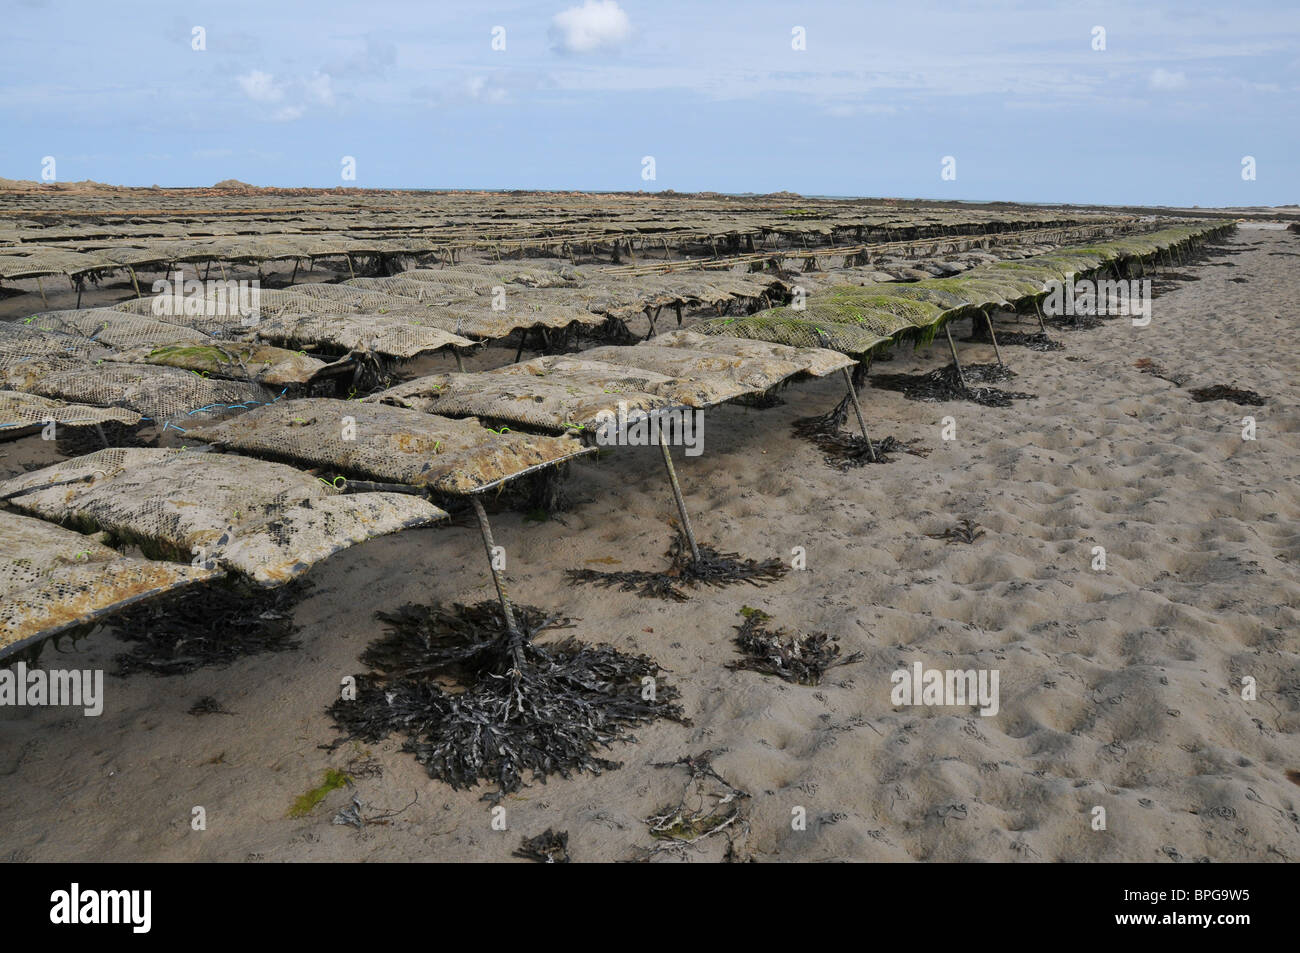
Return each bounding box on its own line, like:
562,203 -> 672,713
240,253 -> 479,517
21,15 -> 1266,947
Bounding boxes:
2,0 -> 1297,205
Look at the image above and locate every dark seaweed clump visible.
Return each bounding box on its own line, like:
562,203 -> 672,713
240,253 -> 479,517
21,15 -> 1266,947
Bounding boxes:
870,362 -> 1034,407
728,607 -> 862,686
926,518 -> 986,544
966,329 -> 1063,351
514,829 -> 571,863
566,523 -> 787,602
110,581 -> 303,676
326,601 -> 686,799
792,395 -> 930,469
1189,384 -> 1266,406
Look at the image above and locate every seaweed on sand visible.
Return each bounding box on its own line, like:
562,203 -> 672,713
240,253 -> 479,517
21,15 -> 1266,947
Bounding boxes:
634,753 -> 751,861
514,829 -> 571,863
727,607 -> 863,686
326,601 -> 687,799
870,363 -> 1034,407
565,522 -> 787,602
1135,361 -> 1267,404
792,397 -> 929,469
965,329 -> 1063,351
926,518 -> 985,544
1134,357 -> 1188,386
1189,384 -> 1266,406
110,580 -> 304,676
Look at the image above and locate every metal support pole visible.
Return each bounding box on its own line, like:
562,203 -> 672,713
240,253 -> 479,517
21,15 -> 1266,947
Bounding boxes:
470,495 -> 522,643
944,322 -> 968,390
453,348 -> 465,372
840,366 -> 876,462
1032,296 -> 1047,333
983,309 -> 1005,366
658,430 -> 701,565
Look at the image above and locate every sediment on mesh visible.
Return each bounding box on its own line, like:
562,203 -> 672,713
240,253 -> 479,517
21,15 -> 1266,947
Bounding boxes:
647,329 -> 854,377
283,282 -> 428,311
396,262 -> 581,290
0,510 -> 221,658
691,315 -> 894,358
0,448 -> 448,587
687,223 -> 1227,355
0,321 -> 113,358
116,286 -> 419,320
0,392 -> 141,432
419,295 -> 611,338
579,273 -> 783,320
186,398 -> 593,494
22,309 -> 211,348
344,277 -> 465,303
104,342 -> 332,387
369,368 -> 677,432
13,363 -> 279,427
249,312 -> 472,359
492,354 -> 745,408
578,344 -> 807,394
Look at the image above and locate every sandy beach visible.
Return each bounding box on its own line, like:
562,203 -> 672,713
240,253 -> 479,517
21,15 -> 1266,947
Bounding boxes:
2,222 -> 1295,863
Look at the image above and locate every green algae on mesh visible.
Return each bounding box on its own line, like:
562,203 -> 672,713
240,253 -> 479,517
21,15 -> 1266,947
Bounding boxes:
288,769 -> 351,818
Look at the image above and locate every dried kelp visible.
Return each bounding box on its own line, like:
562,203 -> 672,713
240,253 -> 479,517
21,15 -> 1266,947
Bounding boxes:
187,696 -> 234,716
870,363 -> 1034,407
634,753 -> 750,860
514,829 -> 571,863
791,403 -> 929,469
926,518 -> 985,544
967,329 -> 1062,351
1188,384 -> 1266,406
1134,357 -> 1188,386
566,524 -> 787,602
327,601 -> 686,798
110,580 -> 304,676
727,607 -> 862,685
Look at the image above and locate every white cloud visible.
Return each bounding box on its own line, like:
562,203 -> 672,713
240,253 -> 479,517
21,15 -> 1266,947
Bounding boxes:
1150,68 -> 1187,90
550,0 -> 631,55
465,76 -> 509,104
271,105 -> 303,122
306,71 -> 335,106
238,70 -> 283,102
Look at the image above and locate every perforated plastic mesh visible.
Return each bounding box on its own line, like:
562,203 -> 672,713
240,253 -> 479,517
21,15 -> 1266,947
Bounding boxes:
187,398 -> 593,494
343,277 -> 466,302
16,362 -> 281,430
0,392 -> 141,432
0,510 -> 220,657
578,343 -> 807,394
0,448 -> 448,586
693,223 -> 1231,355
250,312 -> 472,359
691,316 -> 894,357
21,309 -> 211,348
103,343 -> 331,387
0,321 -> 113,366
371,365 -> 678,433
648,329 -> 853,377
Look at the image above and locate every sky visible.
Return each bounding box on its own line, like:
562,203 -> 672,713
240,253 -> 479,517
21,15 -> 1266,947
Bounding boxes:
1,0 -> 1297,206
